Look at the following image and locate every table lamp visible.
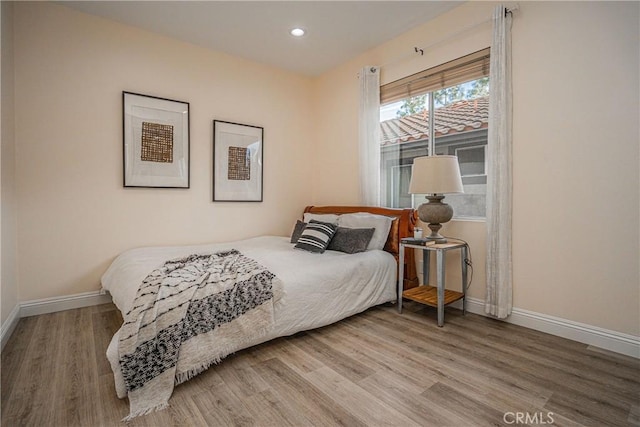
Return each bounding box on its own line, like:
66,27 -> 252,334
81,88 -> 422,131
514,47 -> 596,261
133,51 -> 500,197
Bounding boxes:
408,155 -> 464,243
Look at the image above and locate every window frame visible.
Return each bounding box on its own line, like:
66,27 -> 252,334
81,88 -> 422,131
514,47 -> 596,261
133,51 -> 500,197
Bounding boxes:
378,50 -> 491,219
454,144 -> 487,178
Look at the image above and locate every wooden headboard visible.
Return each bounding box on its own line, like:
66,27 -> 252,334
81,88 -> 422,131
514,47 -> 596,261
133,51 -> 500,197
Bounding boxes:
304,206 -> 419,290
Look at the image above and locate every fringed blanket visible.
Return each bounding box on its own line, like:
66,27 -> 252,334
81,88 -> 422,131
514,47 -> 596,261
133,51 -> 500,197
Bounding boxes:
118,250 -> 282,420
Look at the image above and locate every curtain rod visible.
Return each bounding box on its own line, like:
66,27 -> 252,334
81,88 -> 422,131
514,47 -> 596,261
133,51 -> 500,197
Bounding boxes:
379,3 -> 518,70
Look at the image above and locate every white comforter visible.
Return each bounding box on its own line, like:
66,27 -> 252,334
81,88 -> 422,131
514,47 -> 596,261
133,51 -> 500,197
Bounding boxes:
102,235 -> 397,398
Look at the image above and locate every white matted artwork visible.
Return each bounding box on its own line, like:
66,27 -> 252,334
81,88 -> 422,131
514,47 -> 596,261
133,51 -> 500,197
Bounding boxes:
123,92 -> 190,188
213,120 -> 263,202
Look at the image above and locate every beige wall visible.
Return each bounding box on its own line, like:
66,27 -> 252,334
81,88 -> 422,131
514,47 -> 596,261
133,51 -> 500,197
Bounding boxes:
1,1 -> 17,326
313,2 -> 640,336
5,2 -> 639,338
13,2 -> 314,301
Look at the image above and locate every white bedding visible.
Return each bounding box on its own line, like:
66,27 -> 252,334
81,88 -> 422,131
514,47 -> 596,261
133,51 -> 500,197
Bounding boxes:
102,235 -> 397,398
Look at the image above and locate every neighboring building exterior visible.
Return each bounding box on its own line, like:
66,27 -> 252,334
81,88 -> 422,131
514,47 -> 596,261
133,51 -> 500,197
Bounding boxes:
380,97 -> 488,218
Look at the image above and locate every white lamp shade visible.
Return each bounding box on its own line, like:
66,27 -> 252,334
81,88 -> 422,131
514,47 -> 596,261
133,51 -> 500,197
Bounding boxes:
408,155 -> 464,194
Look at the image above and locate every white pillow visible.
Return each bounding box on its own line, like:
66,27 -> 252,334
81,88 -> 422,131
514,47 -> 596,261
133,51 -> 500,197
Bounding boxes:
337,213 -> 393,251
303,213 -> 339,224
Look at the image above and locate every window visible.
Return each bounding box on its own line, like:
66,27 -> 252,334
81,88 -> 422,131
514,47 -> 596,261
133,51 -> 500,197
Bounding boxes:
390,164 -> 412,209
379,49 -> 489,219
455,145 -> 486,177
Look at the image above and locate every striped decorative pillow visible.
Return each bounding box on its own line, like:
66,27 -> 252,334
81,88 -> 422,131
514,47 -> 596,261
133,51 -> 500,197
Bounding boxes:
294,220 -> 337,253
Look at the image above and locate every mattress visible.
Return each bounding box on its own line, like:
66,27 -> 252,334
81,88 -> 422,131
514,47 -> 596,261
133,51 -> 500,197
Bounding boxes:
102,235 -> 397,398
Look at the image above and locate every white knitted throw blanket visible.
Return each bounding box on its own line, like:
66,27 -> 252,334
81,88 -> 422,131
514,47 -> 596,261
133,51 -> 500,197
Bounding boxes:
118,250 -> 281,420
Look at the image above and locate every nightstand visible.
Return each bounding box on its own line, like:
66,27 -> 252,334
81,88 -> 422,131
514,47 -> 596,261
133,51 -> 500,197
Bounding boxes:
397,238 -> 468,327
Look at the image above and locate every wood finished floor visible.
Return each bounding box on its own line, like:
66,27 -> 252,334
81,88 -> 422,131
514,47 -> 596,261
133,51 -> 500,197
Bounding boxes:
2,302 -> 639,427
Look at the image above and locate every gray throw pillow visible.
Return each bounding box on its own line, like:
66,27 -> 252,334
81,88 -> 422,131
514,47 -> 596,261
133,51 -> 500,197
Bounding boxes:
327,227 -> 376,254
337,213 -> 393,251
290,220 -> 307,243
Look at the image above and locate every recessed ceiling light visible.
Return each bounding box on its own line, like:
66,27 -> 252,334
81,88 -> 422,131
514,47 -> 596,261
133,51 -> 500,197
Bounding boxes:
290,28 -> 305,37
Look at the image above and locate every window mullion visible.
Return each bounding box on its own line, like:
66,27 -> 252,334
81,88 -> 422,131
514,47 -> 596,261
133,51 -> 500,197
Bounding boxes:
428,91 -> 435,157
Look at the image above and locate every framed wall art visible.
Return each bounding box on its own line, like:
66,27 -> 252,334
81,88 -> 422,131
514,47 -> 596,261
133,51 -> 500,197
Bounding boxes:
213,120 -> 263,202
123,91 -> 190,188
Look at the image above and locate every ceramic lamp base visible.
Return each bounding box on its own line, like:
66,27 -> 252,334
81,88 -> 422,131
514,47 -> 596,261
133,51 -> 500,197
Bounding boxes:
416,194 -> 454,244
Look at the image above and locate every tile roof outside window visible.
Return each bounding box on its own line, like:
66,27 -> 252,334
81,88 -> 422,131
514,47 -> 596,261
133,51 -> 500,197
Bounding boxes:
380,97 -> 489,146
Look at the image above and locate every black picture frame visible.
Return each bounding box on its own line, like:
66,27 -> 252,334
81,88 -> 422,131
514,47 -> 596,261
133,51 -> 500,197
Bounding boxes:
213,120 -> 264,202
123,91 -> 190,188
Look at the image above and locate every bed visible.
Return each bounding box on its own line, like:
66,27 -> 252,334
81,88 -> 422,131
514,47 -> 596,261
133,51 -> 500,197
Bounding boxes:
102,205 -> 417,419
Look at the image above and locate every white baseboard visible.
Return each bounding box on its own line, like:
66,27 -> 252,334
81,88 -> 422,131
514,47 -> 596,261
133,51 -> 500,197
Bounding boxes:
0,304 -> 20,352
1,290 -> 112,350
20,290 -> 112,318
462,297 -> 640,359
3,290 -> 638,359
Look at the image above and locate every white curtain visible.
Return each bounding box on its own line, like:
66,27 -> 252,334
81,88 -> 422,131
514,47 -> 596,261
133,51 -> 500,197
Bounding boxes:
485,5 -> 513,318
358,66 -> 381,206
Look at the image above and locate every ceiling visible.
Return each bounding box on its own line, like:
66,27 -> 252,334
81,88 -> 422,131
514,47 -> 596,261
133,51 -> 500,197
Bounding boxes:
59,1 -> 462,76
